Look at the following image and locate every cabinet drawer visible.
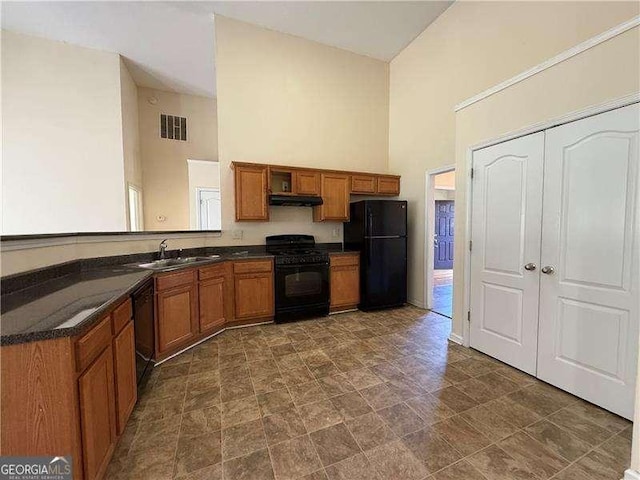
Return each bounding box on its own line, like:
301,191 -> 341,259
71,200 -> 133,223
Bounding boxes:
350,175 -> 377,194
76,315 -> 112,372
111,298 -> 132,335
199,262 -> 229,280
156,269 -> 196,291
330,254 -> 359,267
233,259 -> 273,274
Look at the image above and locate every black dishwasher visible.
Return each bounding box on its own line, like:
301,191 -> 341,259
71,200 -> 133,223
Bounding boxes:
133,280 -> 155,388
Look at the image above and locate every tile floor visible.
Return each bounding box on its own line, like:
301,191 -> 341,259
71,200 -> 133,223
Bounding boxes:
106,306 -> 632,480
432,270 -> 453,318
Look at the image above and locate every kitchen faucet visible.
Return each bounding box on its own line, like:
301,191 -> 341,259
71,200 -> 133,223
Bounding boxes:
158,239 -> 168,259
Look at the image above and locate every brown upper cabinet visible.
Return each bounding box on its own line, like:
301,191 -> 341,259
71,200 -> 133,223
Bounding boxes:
232,162 -> 400,222
377,175 -> 401,196
313,173 -> 350,222
350,174 -> 377,194
294,170 -> 321,196
234,164 -> 269,221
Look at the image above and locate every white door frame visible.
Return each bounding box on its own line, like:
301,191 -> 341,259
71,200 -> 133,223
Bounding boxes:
461,92 -> 640,350
424,165 -> 456,312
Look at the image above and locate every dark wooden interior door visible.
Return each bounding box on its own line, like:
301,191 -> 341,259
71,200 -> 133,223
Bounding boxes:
434,200 -> 454,269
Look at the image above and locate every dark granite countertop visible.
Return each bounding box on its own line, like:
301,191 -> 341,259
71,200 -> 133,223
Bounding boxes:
0,244 -> 340,346
1,266 -> 153,345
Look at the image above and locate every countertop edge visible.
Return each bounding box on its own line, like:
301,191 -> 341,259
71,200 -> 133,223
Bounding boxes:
0,254 -> 276,346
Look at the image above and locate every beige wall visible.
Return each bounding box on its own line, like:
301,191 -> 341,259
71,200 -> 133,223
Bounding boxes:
120,59 -> 143,229
215,16 -> 390,245
2,17 -> 391,274
389,1 -> 639,308
1,31 -> 127,234
434,171 -> 455,190
0,234 -> 222,276
137,87 -> 218,230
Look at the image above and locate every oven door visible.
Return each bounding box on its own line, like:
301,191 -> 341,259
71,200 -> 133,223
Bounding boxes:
275,262 -> 330,311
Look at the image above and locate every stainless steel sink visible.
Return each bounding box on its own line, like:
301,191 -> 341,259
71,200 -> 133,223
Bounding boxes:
138,255 -> 220,270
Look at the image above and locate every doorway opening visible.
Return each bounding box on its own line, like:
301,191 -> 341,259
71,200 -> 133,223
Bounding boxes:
425,166 -> 455,318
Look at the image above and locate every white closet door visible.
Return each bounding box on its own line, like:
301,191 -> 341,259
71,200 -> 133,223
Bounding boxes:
470,132 -> 545,375
537,103 -> 639,420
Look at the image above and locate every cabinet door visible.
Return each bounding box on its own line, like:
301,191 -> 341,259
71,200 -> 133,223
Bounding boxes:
350,175 -> 377,194
537,103 -> 639,420
469,132 -> 544,375
234,165 -> 269,221
113,321 -> 137,435
330,266 -> 360,310
156,284 -> 198,355
79,346 -> 117,480
199,276 -> 226,333
234,272 -> 274,320
294,171 -> 321,196
376,176 -> 400,195
314,173 -> 350,221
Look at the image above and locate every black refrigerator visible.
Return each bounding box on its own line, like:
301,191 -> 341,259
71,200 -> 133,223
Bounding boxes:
344,200 -> 407,311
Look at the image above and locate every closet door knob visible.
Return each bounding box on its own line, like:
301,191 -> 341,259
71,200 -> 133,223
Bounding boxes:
541,266 -> 555,275
524,263 -> 536,271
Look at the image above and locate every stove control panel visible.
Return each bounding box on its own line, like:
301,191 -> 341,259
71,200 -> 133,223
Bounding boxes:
275,255 -> 329,265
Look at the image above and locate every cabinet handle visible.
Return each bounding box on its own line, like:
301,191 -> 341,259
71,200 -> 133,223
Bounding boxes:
524,263 -> 536,271
541,265 -> 555,275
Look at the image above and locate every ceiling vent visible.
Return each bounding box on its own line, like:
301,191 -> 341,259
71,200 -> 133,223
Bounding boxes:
160,114 -> 187,141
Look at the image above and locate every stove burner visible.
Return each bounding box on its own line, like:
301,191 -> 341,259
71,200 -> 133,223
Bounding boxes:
266,235 -> 329,265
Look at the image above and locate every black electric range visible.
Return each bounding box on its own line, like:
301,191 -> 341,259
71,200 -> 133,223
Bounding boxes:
266,235 -> 330,322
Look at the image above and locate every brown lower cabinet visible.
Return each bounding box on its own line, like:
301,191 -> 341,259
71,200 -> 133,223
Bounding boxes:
79,345 -> 117,480
1,297 -> 137,480
0,258 -> 278,479
154,259 -> 273,359
156,283 -> 198,355
330,253 -> 360,312
232,259 -> 274,323
199,262 -> 234,334
113,321 -> 137,435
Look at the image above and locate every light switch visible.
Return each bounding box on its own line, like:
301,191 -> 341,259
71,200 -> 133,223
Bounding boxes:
232,229 -> 243,240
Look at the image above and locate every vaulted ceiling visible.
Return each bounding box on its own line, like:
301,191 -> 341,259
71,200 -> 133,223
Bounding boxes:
1,1 -> 453,97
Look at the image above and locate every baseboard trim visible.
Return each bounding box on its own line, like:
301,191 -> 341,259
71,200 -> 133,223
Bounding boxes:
624,469 -> 640,480
448,333 -> 464,345
408,299 -> 426,309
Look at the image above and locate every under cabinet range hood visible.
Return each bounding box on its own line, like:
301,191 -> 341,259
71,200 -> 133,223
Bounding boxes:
269,195 -> 323,207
